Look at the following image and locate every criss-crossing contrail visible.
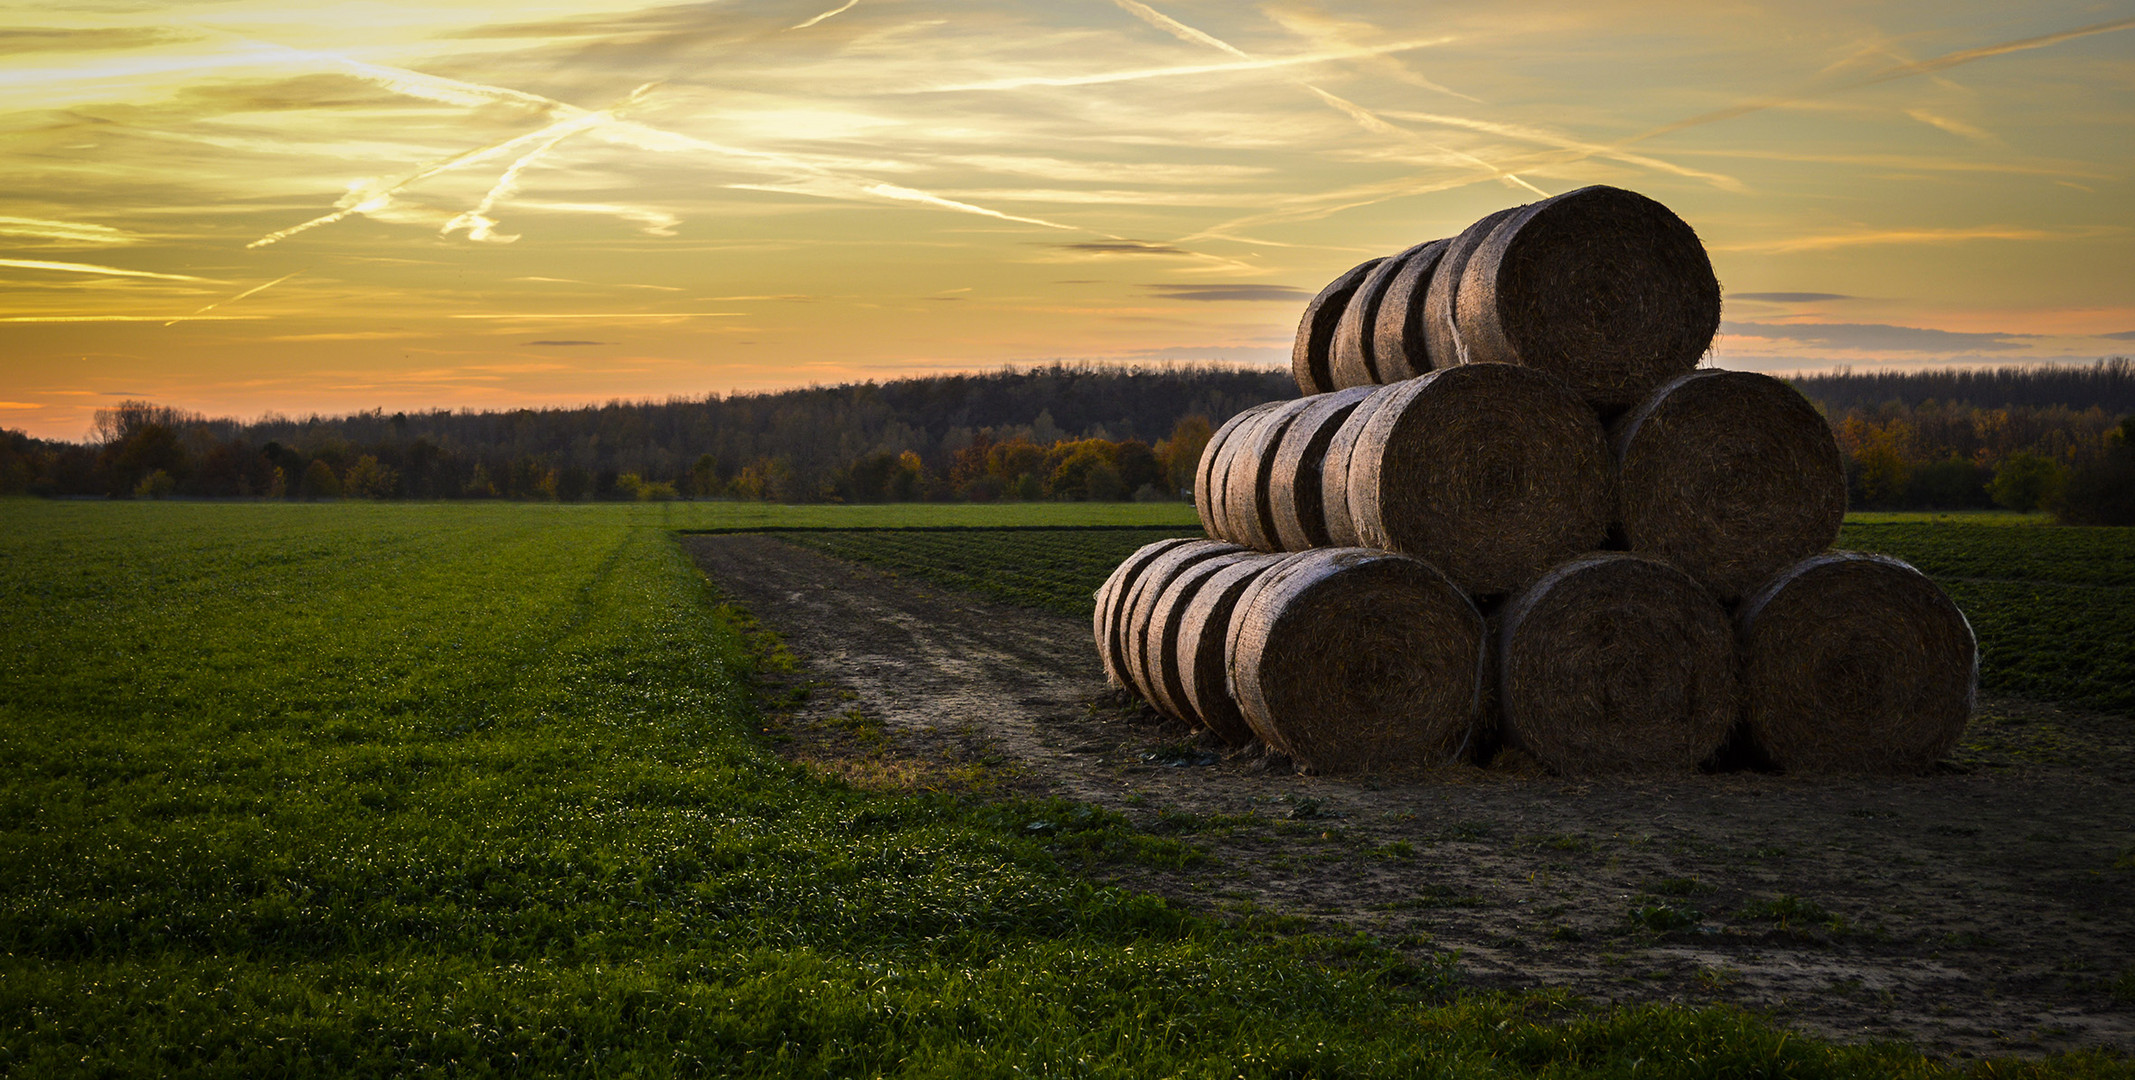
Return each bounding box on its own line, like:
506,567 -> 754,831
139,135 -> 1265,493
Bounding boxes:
243,48 -> 1137,251
1103,1 -> 1545,196
1187,13 -> 2135,241
165,270 -> 304,326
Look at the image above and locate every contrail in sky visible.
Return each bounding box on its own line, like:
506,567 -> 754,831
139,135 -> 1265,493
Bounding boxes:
166,270 -> 304,326
0,258 -> 213,282
923,37 -> 1457,92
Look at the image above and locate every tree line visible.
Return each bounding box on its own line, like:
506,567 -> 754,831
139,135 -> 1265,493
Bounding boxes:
2,360 -> 2130,524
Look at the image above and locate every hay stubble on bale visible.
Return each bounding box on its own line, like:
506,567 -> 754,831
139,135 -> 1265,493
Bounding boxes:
1348,363 -> 1613,594
1737,552 -> 1977,774
1093,537 -> 1201,689
1268,385 -> 1377,550
1141,549 -> 1261,725
1292,258 -> 1384,395
1177,552 -> 1302,745
1221,397 -> 1314,550
1196,401 -> 1284,539
1497,553 -> 1737,775
1455,185 -> 1721,411
1319,383 -> 1400,548
1331,241 -> 1438,389
1229,548 -> 1486,773
1120,540 -> 1248,706
1368,238 -> 1450,382
1425,205 -> 1526,371
1614,369 -> 1846,603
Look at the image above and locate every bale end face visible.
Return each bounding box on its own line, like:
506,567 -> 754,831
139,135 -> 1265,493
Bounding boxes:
1230,549 -> 1486,773
1615,369 -> 1846,603
1458,185 -> 1721,411
1737,552 -> 1977,774
1349,363 -> 1613,595
1498,553 -> 1737,775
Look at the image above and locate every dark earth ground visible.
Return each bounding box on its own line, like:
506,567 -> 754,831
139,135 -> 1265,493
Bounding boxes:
683,533 -> 2135,1061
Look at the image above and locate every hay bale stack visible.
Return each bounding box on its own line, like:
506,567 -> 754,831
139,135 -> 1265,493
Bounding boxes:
1614,370 -> 1846,603
1196,401 -> 1284,539
1269,385 -> 1377,550
1176,552 -> 1303,744
1737,552 -> 1977,774
1498,553 -> 1737,775
1454,185 -> 1721,411
1221,397 -> 1318,550
1229,548 -> 1486,772
1093,537 -> 1201,688
1369,238 -> 1450,382
1320,383 -> 1401,548
1292,258 -> 1384,395
1347,364 -> 1613,594
1424,205 -> 1526,372
1331,241 -> 1439,389
1120,540 -> 1248,705
1141,549 -> 1262,724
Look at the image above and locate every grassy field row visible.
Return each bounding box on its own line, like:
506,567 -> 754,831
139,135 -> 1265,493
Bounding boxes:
3,500 -> 2128,1076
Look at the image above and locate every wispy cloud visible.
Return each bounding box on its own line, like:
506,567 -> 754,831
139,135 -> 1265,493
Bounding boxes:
1715,225 -> 2120,253
525,339 -> 611,346
1732,292 -> 1855,302
1144,283 -> 1309,301
1722,321 -> 2032,352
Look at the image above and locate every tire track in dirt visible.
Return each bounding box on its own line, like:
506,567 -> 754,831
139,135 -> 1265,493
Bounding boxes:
684,533 -> 2135,1060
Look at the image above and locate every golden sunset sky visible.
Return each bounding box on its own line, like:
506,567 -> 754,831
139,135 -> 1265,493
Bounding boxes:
2,0 -> 2131,439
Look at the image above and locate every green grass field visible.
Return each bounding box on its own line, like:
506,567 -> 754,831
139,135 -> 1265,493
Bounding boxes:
3,499 -> 2129,1077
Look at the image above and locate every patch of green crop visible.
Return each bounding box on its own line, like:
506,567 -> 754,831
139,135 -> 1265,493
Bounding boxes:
771,526 -> 1206,618
1838,518 -> 2135,713
2,500 -> 2124,1077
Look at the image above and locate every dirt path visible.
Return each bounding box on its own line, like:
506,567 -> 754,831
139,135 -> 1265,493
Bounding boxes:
683,533 -> 2135,1060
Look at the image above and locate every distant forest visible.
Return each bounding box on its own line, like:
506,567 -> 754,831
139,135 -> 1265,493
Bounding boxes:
2,359 -> 2130,523
1791,358 -> 2135,413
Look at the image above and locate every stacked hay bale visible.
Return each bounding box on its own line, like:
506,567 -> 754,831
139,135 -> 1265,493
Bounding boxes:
1100,184 -> 1976,776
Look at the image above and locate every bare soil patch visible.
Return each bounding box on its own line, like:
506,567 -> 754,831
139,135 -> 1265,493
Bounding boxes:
683,533 -> 2135,1060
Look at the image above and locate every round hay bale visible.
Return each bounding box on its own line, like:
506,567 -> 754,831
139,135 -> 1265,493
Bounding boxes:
1614,369 -> 1845,603
1292,258 -> 1385,395
1424,206 -> 1526,373
1369,238 -> 1450,382
1349,363 -> 1613,594
1737,552 -> 1977,774
1093,537 -> 1202,688
1230,548 -> 1487,773
1142,549 -> 1260,723
1121,540 -> 1248,705
1331,241 -> 1438,388
1497,553 -> 1737,775
1222,397 -> 1315,550
1196,402 -> 1283,539
1319,383 -> 1403,548
1269,385 -> 1377,550
1177,553 -> 1299,744
1455,185 -> 1721,411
